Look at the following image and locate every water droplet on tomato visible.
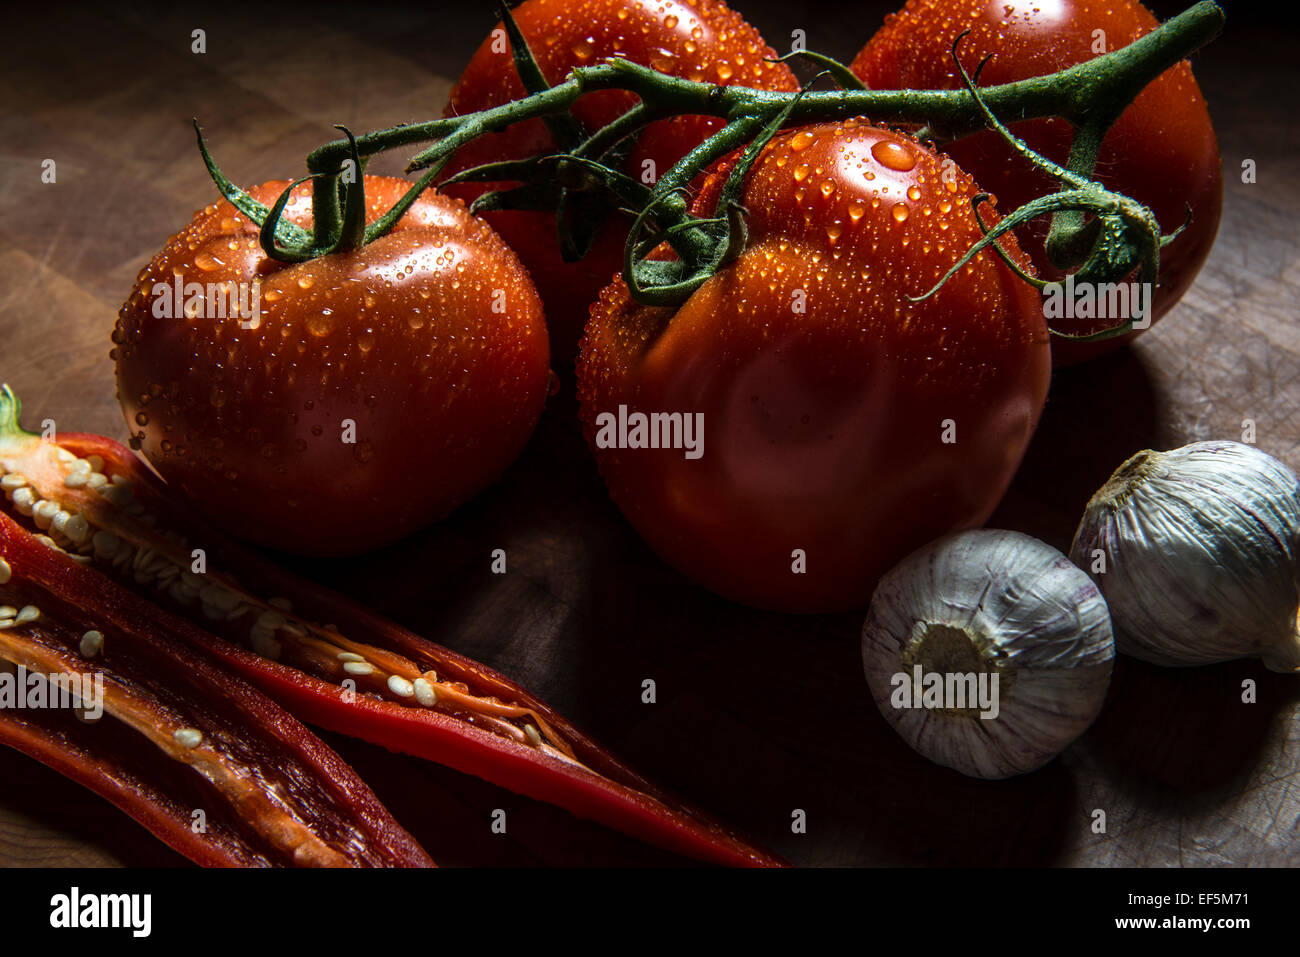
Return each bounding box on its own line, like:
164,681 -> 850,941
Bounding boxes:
135,412 -> 149,426
571,37 -> 594,60
907,186 -> 921,201
306,310 -> 334,337
297,275 -> 314,290
194,252 -> 221,271
871,140 -> 916,171
716,63 -> 733,80
848,202 -> 866,222
664,13 -> 678,27
892,204 -> 909,223
790,131 -> 815,152
793,164 -> 810,182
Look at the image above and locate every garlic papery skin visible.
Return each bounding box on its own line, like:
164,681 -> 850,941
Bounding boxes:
861,529 -> 1114,780
1070,441 -> 1300,672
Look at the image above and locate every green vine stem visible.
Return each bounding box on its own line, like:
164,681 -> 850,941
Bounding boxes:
195,0 -> 1224,321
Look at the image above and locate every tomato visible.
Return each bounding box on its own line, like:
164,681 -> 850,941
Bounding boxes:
114,176 -> 550,556
851,0 -> 1222,366
442,0 -> 798,362
576,121 -> 1051,613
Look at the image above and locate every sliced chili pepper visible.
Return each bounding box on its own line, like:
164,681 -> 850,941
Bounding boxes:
0,387 -> 783,867
0,510 -> 434,867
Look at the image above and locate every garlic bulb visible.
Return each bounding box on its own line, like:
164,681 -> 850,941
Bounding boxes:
1070,441 -> 1300,672
861,529 -> 1114,779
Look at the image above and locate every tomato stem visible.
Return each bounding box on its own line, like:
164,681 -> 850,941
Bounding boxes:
196,1 -> 1224,303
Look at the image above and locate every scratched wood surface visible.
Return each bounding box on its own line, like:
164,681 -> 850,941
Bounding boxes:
0,1 -> 1296,867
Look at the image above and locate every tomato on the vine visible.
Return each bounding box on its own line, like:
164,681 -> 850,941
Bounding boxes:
114,176 -> 550,556
442,0 -> 798,362
851,0 -> 1222,366
577,121 -> 1050,613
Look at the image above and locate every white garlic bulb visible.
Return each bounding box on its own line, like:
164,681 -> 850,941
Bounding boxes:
861,529 -> 1114,779
1070,441 -> 1300,672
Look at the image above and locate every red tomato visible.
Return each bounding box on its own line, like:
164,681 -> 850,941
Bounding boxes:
577,121 -> 1051,613
851,0 -> 1222,366
442,0 -> 798,362
114,176 -> 550,556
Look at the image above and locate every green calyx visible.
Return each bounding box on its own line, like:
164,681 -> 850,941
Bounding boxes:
191,1 -> 1224,322
905,32 -> 1192,342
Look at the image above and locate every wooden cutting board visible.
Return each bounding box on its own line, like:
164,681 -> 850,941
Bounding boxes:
0,0 -> 1296,866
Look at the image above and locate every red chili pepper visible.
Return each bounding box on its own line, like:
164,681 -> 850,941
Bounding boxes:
0,387 -> 782,867
0,510 -> 433,867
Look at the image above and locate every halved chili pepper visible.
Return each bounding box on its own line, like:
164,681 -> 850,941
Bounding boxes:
0,386 -> 783,867
0,510 -> 434,867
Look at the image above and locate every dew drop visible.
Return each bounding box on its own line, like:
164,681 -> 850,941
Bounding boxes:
790,131 -> 815,152
848,201 -> 866,222
194,252 -> 221,271
306,309 -> 335,337
892,203 -> 909,223
871,140 -> 916,171
793,164 -> 810,182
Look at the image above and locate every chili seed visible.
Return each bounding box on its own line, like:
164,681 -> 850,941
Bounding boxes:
413,678 -> 437,707
79,630 -> 104,658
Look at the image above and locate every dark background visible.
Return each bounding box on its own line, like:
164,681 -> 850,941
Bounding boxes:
0,0 -> 1297,867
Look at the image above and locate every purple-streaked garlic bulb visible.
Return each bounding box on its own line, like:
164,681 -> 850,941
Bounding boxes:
862,529 -> 1114,779
1071,441 -> 1300,672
